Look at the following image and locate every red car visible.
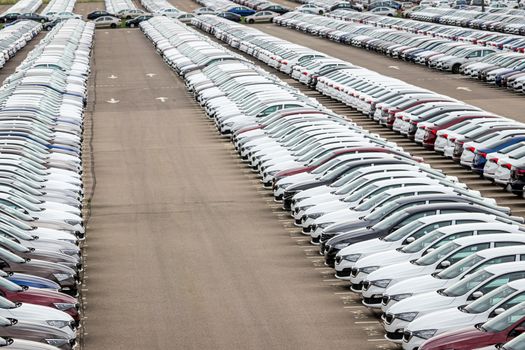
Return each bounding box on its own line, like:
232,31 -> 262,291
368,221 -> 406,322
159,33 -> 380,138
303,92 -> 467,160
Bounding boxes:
420,302 -> 525,350
0,277 -> 79,322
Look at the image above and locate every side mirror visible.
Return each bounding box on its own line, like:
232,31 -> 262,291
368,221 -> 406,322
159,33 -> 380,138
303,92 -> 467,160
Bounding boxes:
472,291 -> 484,299
494,308 -> 506,316
406,237 -> 416,244
440,260 -> 451,268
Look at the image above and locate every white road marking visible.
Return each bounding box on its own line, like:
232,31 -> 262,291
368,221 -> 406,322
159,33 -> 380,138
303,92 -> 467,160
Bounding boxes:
106,98 -> 120,104
146,73 -> 157,77
388,65 -> 399,70
456,86 -> 472,91
108,75 -> 118,79
156,97 -> 168,102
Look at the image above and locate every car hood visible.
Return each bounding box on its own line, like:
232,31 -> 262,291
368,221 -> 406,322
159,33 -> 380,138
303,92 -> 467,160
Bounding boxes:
406,307 -> 480,333
385,274 -> 451,296
421,326 -> 492,349
367,260 -> 428,283
354,248 -> 412,269
5,302 -> 73,322
388,291 -> 458,315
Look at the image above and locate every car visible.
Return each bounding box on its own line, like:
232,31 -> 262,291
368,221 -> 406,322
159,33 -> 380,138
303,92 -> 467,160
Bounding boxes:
87,10 -> 114,20
0,336 -> 67,349
193,7 -> 216,15
225,5 -> 256,16
419,302 -> 525,350
93,16 -> 120,28
0,316 -> 75,349
117,9 -> 145,19
245,11 -> 278,23
403,279 -> 525,350
496,332 -> 525,350
125,14 -> 153,27
173,13 -> 195,23
258,4 -> 289,14
370,6 -> 398,15
17,13 -> 49,22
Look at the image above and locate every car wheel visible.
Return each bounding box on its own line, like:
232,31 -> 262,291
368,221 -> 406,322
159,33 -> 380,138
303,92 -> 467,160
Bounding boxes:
126,15 -> 131,19
45,26 -> 51,30
110,23 -> 117,28
248,19 -> 254,23
319,10 -> 324,14
129,23 -> 135,27
452,64 -> 461,74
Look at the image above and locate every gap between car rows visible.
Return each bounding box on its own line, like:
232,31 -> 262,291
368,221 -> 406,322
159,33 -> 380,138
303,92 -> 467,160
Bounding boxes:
81,28 -> 392,350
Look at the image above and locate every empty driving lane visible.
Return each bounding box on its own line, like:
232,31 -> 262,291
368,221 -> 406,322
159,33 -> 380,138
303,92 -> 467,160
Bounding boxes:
84,28 -> 376,350
250,23 -> 525,121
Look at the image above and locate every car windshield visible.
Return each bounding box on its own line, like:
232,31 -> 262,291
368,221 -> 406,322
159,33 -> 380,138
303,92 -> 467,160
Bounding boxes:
382,220 -> 423,242
338,177 -> 371,196
401,230 -> 445,253
464,286 -> 517,314
483,304 -> 525,333
502,332 -> 525,349
364,200 -> 398,221
355,192 -> 389,211
0,277 -> 21,292
436,254 -> 485,279
413,242 -> 461,266
0,296 -> 15,309
442,270 -> 495,297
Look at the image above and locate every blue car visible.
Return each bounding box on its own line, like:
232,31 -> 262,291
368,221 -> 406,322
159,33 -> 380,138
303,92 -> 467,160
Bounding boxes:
4,271 -> 61,290
225,6 -> 255,17
472,136 -> 525,172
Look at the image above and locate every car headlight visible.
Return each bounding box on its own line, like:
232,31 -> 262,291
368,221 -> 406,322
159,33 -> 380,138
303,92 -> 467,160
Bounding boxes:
45,339 -> 69,346
370,279 -> 391,288
391,293 -> 413,302
343,254 -> 361,262
361,266 -> 380,274
412,329 -> 437,340
53,303 -> 76,311
53,273 -> 71,281
395,312 -> 418,322
46,320 -> 69,328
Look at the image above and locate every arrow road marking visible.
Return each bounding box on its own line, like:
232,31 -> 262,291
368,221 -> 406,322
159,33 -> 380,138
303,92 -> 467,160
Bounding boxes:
388,65 -> 399,70
108,75 -> 118,79
156,97 -> 168,102
146,73 -> 156,77
456,86 -> 472,91
106,98 -> 120,104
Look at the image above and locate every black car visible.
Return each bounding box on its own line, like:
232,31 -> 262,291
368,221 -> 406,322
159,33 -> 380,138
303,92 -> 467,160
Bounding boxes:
321,199 -> 517,267
42,18 -> 62,31
87,10 -> 114,20
17,13 -> 48,22
216,11 -> 242,22
0,13 -> 20,23
125,15 -> 153,27
258,4 -> 290,14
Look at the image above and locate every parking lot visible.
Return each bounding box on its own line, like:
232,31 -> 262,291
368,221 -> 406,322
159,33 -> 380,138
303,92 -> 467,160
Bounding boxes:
78,1 -> 525,349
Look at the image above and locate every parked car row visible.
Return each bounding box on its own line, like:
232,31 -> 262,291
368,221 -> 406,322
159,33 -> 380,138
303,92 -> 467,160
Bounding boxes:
408,6 -> 525,34
274,12 -> 525,92
228,0 -> 291,14
104,0 -> 136,18
40,0 -> 76,19
145,14 -> 525,350
0,18 -> 93,349
0,21 -> 41,69
0,0 -> 42,23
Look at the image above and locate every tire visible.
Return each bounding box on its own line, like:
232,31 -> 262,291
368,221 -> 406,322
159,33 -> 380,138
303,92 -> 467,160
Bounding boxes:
126,15 -> 131,19
45,26 -> 51,31
452,64 -> 461,74
248,19 -> 254,24
129,23 -> 135,28
110,23 -> 117,28
319,10 -> 324,14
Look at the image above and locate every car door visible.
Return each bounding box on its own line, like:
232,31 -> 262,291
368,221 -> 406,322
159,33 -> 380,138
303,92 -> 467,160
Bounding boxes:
490,292 -> 525,318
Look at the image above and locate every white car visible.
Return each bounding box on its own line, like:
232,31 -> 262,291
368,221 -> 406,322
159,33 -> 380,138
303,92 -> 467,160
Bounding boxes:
335,213 -> 518,279
403,279 -> 525,350
361,233 -> 525,307
382,244 -> 525,310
